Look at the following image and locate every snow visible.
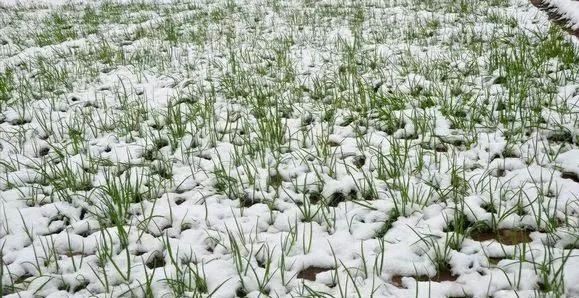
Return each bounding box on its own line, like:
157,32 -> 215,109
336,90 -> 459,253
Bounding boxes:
1,0 -> 579,297
0,0 -> 177,8
545,0 -> 579,30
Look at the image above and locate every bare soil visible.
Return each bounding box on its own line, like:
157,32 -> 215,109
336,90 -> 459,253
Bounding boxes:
471,229 -> 532,245
297,267 -> 333,281
391,270 -> 458,288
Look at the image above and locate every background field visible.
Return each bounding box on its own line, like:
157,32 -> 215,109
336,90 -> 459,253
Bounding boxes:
1,0 -> 579,297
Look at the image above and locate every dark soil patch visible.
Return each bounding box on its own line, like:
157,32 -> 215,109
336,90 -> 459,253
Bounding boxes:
297,267 -> 332,281
488,257 -> 504,265
154,139 -> 169,149
491,168 -> 506,177
391,275 -> 404,287
145,252 -> 166,269
268,173 -> 284,188
435,144 -> 448,152
471,229 -> 532,245
352,155 -> 366,168
71,280 -> 89,293
391,270 -> 458,287
308,191 -> 322,204
375,209 -> 400,238
235,287 -> 248,297
11,118 -> 32,126
37,147 -> 50,157
416,270 -> 458,282
65,251 -> 85,257
240,193 -> 260,207
328,140 -> 341,147
548,130 -> 574,144
13,273 -> 33,284
481,203 -> 498,214
561,172 -> 579,183
327,192 -> 346,207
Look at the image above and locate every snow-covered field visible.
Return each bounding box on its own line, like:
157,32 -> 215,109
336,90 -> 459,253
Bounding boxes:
1,0 -> 579,297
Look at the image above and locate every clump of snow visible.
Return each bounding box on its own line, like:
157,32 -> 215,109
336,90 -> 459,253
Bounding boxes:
544,0 -> 579,30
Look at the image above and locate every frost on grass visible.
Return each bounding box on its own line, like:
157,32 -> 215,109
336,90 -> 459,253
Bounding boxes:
1,0 -> 579,297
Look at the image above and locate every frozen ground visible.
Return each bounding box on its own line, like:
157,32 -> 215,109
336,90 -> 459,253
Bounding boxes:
1,0 -> 579,297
